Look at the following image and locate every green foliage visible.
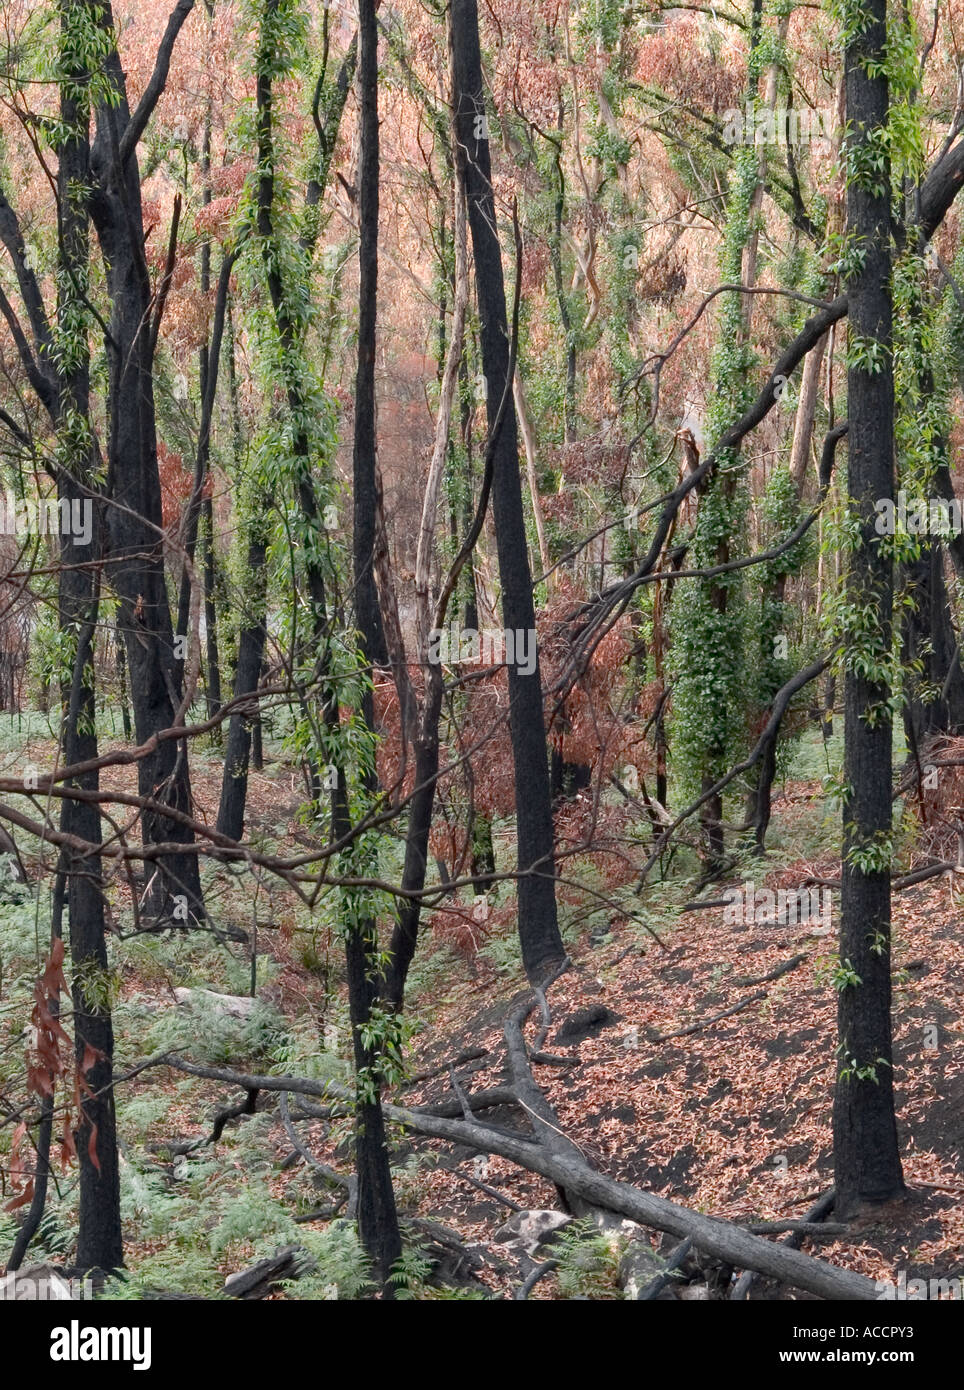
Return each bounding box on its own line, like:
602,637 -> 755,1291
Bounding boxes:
670,129 -> 759,802
356,1003 -> 413,1103
282,1223 -> 372,1300
844,828 -> 894,874
554,1218 -> 624,1300
837,1049 -> 890,1084
141,991 -> 282,1066
107,1113 -> 375,1299
832,957 -> 862,991
846,332 -> 889,375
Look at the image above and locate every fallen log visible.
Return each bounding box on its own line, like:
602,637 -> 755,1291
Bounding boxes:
222,1245 -> 310,1299
148,1053 -> 878,1300
391,1106 -> 876,1300
730,1188 -> 837,1300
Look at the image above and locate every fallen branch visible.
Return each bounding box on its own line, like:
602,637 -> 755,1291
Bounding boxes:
443,1161 -> 523,1212
730,1188 -> 836,1300
513,1258 -> 557,1300
277,1091 -> 357,1217
222,1245 -> 310,1300
732,953 -> 809,988
143,1053 -> 879,1299
407,1047 -> 489,1086
419,1086 -> 518,1118
648,990 -> 767,1043
293,1202 -> 347,1223
638,1237 -> 693,1301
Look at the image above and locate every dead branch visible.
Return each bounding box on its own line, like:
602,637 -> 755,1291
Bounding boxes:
732,953 -> 810,988
143,1042 -> 879,1299
648,989 -> 768,1043
730,1188 -> 837,1300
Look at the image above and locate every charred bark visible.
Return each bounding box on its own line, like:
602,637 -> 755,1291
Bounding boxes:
450,0 -> 565,984
88,1 -> 204,924
347,0 -> 403,1290
833,0 -> 905,1218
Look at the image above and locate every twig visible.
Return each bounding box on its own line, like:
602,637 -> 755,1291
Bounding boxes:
649,990 -> 767,1043
732,953 -> 809,988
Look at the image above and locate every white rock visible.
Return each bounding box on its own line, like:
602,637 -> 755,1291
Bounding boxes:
492,1209 -> 572,1255
173,987 -> 257,1019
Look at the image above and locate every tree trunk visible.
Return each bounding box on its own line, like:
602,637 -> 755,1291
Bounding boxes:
833,0 -> 905,1218
450,0 -> 565,984
902,537 -> 964,746
902,372 -> 964,743
348,0 -> 403,1291
201,495 -> 223,726
197,90 -> 222,729
216,512 -> 268,841
89,5 -> 203,924
57,4 -> 122,1270
789,333 -> 829,491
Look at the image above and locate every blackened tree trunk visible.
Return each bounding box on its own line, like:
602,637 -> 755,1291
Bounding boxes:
216,312 -> 268,839
450,0 -> 565,984
549,113 -> 577,445
216,510 -> 268,841
198,77 -> 222,726
57,0 -> 121,1271
253,0 -> 400,1288
175,248 -> 234,706
115,619 -> 132,741
250,678 -> 265,772
348,0 -> 402,1290
201,496 -> 223,723
88,2 -> 204,924
351,4 -> 387,675
902,377 -> 964,746
382,679 -> 443,1008
902,538 -> 964,748
62,582 -> 122,1275
833,0 -> 905,1218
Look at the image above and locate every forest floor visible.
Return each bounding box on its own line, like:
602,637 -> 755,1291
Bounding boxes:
400,853 -> 964,1297
1,718 -> 961,1298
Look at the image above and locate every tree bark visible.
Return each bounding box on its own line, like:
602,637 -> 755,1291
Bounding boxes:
57,0 -> 122,1271
834,0 -> 905,1219
88,2 -> 204,924
450,0 -> 566,984
216,509 -> 268,841
348,0 -> 403,1291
